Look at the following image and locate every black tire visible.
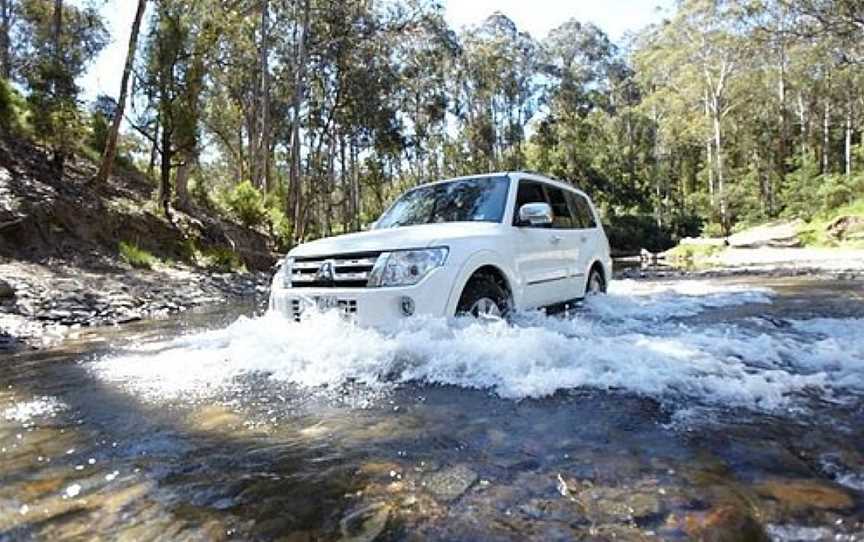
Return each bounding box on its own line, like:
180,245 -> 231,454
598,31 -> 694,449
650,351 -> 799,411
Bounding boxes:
457,274 -> 511,318
585,266 -> 607,297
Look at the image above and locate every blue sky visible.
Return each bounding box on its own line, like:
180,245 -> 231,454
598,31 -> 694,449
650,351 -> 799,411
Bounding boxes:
78,0 -> 672,103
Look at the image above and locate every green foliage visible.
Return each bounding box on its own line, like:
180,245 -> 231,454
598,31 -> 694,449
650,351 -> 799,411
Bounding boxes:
4,0 -> 864,256
178,238 -> 246,272
665,243 -> 724,261
0,78 -> 29,133
221,180 -> 268,228
118,241 -> 157,269
604,214 -> 674,254
266,206 -> 293,251
88,112 -> 109,154
15,0 -> 107,162
796,195 -> 864,248
201,246 -> 246,273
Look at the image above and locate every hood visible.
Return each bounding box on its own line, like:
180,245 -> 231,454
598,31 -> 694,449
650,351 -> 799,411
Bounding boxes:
288,222 -> 503,258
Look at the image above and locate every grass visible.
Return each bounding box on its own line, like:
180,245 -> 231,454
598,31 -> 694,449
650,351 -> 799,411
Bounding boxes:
180,239 -> 247,273
664,243 -> 724,261
118,241 -> 157,269
796,198 -> 864,248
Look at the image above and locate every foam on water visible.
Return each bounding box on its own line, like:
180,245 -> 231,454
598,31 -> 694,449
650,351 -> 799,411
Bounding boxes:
88,280 -> 862,412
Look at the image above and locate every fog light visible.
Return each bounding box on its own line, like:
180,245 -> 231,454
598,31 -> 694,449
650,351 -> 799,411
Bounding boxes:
400,296 -> 415,317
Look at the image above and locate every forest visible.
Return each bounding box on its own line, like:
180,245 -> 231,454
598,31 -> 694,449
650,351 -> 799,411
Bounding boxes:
0,0 -> 862,252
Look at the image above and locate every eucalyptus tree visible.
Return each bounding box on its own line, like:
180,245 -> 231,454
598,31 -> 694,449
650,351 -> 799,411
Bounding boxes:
0,0 -> 12,79
454,12 -> 539,171
635,0 -> 755,232
135,0 -> 217,215
95,0 -> 147,185
13,0 -> 106,171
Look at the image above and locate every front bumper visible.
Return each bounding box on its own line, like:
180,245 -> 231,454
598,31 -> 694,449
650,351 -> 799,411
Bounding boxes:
268,267 -> 456,329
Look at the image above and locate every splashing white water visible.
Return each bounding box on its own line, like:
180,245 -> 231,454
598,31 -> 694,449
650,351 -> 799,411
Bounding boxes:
88,280 -> 861,411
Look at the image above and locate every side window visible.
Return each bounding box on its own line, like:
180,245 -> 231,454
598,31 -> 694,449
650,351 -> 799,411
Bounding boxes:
513,181 -> 548,226
544,186 -> 573,229
566,191 -> 597,229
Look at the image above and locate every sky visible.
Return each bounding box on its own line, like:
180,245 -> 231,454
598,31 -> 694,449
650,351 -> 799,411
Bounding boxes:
78,0 -> 672,103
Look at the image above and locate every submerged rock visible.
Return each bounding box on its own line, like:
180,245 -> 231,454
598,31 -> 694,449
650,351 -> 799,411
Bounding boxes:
339,502 -> 390,542
423,465 -> 477,501
579,486 -> 663,523
0,278 -> 14,298
755,479 -> 854,511
679,505 -> 769,542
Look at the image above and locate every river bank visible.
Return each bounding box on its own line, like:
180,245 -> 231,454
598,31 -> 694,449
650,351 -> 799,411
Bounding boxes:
0,259 -> 270,352
623,246 -> 864,282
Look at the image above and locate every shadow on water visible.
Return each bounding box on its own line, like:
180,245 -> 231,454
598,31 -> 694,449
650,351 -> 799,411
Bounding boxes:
1,277 -> 863,540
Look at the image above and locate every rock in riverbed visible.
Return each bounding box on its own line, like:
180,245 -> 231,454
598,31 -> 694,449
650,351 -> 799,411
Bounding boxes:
0,260 -> 272,350
0,278 -> 14,298
423,465 -> 478,501
755,479 -> 854,511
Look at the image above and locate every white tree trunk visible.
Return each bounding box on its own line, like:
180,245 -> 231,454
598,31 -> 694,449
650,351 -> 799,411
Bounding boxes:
822,99 -> 831,174
713,108 -> 728,233
845,100 -> 853,176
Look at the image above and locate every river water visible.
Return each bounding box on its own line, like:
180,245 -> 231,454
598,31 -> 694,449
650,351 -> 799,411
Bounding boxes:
1,277 -> 863,541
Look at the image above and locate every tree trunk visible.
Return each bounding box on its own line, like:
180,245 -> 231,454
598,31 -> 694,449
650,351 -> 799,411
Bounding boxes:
651,104 -> 661,228
822,99 -> 831,174
351,138 -> 361,231
704,91 -> 715,206
845,99 -> 853,176
776,50 -> 788,185
94,0 -> 146,184
258,0 -> 271,192
797,93 -> 808,165
53,0 -> 62,62
0,0 -> 11,80
712,107 -> 728,234
148,117 -> 159,178
51,0 -> 64,171
175,160 -> 191,208
288,0 -> 310,243
159,122 -> 172,219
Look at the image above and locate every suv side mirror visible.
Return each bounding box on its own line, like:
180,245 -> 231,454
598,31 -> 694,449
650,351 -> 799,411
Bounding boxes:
518,203 -> 553,227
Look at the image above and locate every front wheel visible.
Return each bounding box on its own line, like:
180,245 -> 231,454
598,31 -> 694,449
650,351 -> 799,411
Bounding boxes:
457,274 -> 511,319
585,267 -> 607,297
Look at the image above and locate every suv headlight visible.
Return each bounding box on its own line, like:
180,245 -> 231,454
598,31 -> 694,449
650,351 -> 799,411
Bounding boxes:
273,257 -> 294,288
368,248 -> 448,287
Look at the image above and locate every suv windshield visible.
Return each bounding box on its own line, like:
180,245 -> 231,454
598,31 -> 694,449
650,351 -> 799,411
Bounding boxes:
375,176 -> 510,229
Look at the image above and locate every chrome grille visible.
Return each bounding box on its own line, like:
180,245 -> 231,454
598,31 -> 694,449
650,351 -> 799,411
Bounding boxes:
291,252 -> 381,288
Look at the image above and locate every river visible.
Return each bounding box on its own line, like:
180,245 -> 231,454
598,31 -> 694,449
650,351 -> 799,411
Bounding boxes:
1,277 -> 863,541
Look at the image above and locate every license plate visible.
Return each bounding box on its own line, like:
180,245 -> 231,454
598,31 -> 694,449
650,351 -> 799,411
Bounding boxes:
314,296 -> 339,311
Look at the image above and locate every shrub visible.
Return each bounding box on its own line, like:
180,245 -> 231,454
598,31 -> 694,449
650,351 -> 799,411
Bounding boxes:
665,243 -> 723,261
0,78 -> 13,130
0,78 -> 29,133
198,246 -> 246,272
604,214 -> 675,254
119,241 -> 156,269
267,206 -> 293,251
222,180 -> 268,228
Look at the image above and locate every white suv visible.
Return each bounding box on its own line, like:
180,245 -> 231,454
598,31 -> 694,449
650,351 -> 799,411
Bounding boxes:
270,172 -> 612,327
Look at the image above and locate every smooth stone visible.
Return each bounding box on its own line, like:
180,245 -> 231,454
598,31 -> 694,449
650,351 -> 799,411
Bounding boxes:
423,465 -> 478,501
755,479 -> 854,511
0,279 -> 14,298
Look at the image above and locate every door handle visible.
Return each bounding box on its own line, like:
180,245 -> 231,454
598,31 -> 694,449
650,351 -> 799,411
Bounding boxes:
550,235 -> 563,244
580,235 -> 587,243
